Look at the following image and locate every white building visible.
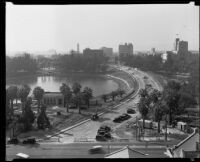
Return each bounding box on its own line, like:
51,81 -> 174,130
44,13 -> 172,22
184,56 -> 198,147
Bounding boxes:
105,145 -> 149,158
161,52 -> 168,63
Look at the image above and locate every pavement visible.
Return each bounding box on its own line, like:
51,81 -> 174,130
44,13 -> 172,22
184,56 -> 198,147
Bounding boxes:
6,65 -> 166,159
6,142 -> 168,160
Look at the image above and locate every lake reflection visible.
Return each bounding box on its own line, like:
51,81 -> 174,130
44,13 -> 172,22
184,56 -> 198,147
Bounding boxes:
6,74 -> 119,97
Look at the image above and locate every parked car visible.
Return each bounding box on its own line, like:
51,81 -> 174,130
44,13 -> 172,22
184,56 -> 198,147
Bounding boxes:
22,138 -> 36,144
113,117 -> 122,123
7,138 -> 19,144
96,134 -> 107,141
127,109 -> 136,114
99,126 -> 111,132
113,114 -> 131,123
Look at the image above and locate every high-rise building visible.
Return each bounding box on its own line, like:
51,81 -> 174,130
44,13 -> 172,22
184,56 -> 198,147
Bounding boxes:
83,48 -> 104,57
119,43 -> 133,58
174,38 -> 180,51
177,41 -> 188,53
101,47 -> 113,58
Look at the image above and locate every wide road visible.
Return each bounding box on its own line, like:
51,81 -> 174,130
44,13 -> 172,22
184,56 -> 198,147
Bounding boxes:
6,142 -> 168,160
6,65 -> 164,159
48,65 -> 147,143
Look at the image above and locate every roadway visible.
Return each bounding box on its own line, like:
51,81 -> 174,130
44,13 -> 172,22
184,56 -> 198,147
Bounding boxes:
6,142 -> 168,160
6,65 -> 164,159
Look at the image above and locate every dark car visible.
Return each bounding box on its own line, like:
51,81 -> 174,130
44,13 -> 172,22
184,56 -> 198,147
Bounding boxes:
91,114 -> 99,121
103,133 -> 112,139
22,138 -> 36,144
127,109 -> 136,114
7,138 -> 19,145
99,126 -> 111,132
97,130 -> 106,135
121,114 -> 131,120
96,134 -> 107,141
113,117 -> 122,123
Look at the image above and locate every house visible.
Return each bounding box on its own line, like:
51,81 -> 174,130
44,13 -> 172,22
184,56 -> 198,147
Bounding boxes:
105,145 -> 149,158
177,121 -> 187,132
42,92 -> 64,107
165,128 -> 200,158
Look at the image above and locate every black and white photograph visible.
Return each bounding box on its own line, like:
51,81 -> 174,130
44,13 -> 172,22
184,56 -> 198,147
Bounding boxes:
5,1 -> 199,159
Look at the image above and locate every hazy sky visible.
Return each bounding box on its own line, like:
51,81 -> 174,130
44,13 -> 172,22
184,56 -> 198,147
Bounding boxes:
6,3 -> 199,54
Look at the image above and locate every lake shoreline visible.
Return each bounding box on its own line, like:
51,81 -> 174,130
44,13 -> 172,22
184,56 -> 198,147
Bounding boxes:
6,69 -> 131,99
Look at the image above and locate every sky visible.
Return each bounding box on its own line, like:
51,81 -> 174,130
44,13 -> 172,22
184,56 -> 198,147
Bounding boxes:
6,3 -> 199,55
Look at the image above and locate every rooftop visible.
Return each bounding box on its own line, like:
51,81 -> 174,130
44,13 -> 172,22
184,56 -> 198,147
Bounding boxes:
105,146 -> 149,158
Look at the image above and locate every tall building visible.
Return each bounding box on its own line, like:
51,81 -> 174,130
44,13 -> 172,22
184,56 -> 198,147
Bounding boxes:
101,47 -> 113,58
119,43 -> 133,58
83,48 -> 104,57
174,38 -> 180,51
173,36 -> 188,54
177,41 -> 188,53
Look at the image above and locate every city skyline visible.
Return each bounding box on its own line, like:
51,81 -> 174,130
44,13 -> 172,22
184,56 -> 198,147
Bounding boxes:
6,3 -> 199,56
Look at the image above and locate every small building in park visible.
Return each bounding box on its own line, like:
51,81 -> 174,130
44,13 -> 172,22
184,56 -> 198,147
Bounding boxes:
177,121 -> 187,132
42,92 -> 64,107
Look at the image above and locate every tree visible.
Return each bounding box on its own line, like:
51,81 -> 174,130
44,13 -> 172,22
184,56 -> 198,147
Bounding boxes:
60,83 -> 72,112
138,97 -> 150,129
19,97 -> 35,132
33,86 -> 45,114
37,104 -> 50,129
72,92 -> 83,114
154,101 -> 166,133
82,87 -> 93,108
101,94 -> 108,103
72,82 -> 82,95
7,85 -> 18,115
17,85 -> 31,114
163,80 -> 182,125
110,91 -> 118,101
118,89 -> 125,98
139,88 -> 148,98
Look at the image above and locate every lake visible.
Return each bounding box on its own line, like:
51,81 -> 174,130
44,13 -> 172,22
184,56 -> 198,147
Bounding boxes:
6,73 -> 119,97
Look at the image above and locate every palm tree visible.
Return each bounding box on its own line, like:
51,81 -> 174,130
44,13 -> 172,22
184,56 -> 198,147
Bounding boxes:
138,97 -> 149,129
72,82 -> 82,95
163,80 -> 181,125
17,84 -> 31,114
154,101 -> 165,133
101,94 -> 108,103
7,85 -> 18,115
82,87 -> 93,108
33,86 -> 45,114
60,83 -> 72,112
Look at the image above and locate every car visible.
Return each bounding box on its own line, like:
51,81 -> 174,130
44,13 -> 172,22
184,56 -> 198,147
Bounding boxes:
99,126 -> 111,132
91,114 -> 99,121
96,134 -> 107,141
89,145 -> 104,154
7,138 -> 19,145
97,130 -> 106,135
22,138 -> 36,144
113,118 -> 122,123
16,153 -> 29,159
127,109 -> 136,114
103,133 -> 112,139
